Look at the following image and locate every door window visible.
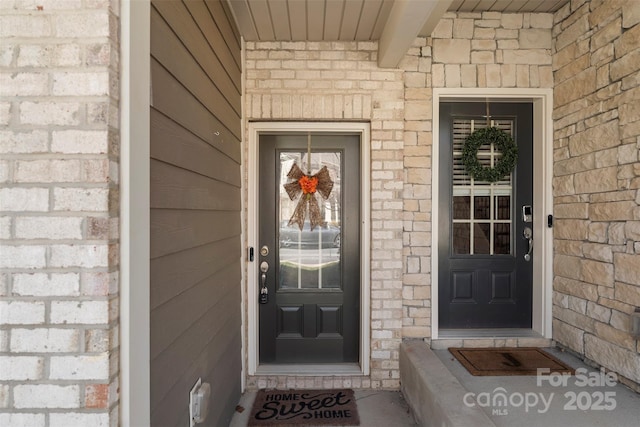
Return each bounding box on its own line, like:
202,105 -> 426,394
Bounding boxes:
451,119 -> 514,255
278,151 -> 342,290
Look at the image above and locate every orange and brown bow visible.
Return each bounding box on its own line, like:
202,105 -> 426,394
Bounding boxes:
283,163 -> 334,231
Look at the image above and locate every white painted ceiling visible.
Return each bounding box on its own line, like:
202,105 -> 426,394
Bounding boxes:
227,0 -> 568,41
226,0 -> 569,67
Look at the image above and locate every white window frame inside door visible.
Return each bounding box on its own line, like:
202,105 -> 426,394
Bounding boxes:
432,89 -> 554,339
246,122 -> 371,376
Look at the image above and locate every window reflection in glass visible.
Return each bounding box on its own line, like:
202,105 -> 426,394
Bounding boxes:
278,151 -> 341,290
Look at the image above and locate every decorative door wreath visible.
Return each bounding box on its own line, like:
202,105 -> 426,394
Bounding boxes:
462,126 -> 518,183
282,133 -> 334,231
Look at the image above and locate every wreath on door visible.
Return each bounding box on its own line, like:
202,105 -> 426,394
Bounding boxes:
462,126 -> 518,183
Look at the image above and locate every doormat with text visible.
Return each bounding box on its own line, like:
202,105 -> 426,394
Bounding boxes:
248,389 -> 360,426
449,347 -> 575,376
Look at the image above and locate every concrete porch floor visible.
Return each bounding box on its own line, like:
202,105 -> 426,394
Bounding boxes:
402,340 -> 640,427
230,342 -> 640,426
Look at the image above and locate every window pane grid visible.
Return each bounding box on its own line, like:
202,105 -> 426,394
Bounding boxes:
451,119 -> 514,255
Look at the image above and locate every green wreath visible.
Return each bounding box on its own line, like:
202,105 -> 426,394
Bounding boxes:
462,127 -> 518,183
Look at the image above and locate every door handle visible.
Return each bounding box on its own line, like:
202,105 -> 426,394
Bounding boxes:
259,261 -> 269,304
523,227 -> 533,262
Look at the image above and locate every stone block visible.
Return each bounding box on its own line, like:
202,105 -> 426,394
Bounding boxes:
553,174 -> 575,196
584,334 -> 640,383
530,13 -> 554,29
554,276 -> 598,301
555,219 -> 589,240
519,29 -> 552,49
583,243 -> 613,263
554,254 -> 583,279
460,64 -> 476,87
611,49 -> 640,81
432,39 -> 470,64
622,0 -> 640,28
501,13 -> 523,29
581,259 -> 614,287
574,166 -> 618,194
445,64 -> 461,87
553,319 -> 584,352
432,19 -> 453,38
555,67 -> 596,107
453,19 -> 474,39
471,51 -> 494,63
591,17 -> 622,51
568,119 -> 619,156
614,253 -> 640,286
503,49 -> 552,64
586,301 -> 612,323
590,201 -> 636,221
594,322 -> 636,351
556,14 -> 590,51
474,27 -> 495,39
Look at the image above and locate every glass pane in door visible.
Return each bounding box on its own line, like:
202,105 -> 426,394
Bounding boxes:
278,151 -> 341,289
451,119 -> 514,255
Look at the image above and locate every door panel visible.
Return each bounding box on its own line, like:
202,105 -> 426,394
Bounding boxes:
439,102 -> 533,329
259,133 -> 360,364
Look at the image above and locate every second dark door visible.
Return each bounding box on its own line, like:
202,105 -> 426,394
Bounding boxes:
439,102 -> 534,329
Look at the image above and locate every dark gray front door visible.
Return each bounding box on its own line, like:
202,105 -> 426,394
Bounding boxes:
439,102 -> 533,329
259,133 -> 360,363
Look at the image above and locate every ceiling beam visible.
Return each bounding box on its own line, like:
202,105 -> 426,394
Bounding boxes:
378,0 -> 453,68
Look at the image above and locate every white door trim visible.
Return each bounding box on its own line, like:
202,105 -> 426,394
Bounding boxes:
431,88 -> 554,340
120,0 -> 151,425
246,122 -> 371,376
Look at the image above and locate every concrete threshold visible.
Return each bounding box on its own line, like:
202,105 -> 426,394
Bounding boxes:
400,340 -> 640,427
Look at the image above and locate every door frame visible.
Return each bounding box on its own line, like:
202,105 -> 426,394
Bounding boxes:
246,122 -> 371,376
432,88 -> 554,339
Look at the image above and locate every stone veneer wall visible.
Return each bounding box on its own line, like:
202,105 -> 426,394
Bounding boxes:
402,10 -> 554,342
244,10 -> 554,388
0,1 -> 120,425
551,0 -> 640,388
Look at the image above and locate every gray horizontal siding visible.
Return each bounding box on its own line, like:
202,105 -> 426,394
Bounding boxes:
150,1 -> 242,425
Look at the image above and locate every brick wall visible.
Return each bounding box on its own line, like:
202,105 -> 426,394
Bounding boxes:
244,10 -> 554,388
0,1 -> 120,425
245,40 -> 404,389
552,0 -> 640,388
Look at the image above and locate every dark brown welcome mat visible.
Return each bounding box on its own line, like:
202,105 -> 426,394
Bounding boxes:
449,347 -> 575,376
249,389 -> 359,426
